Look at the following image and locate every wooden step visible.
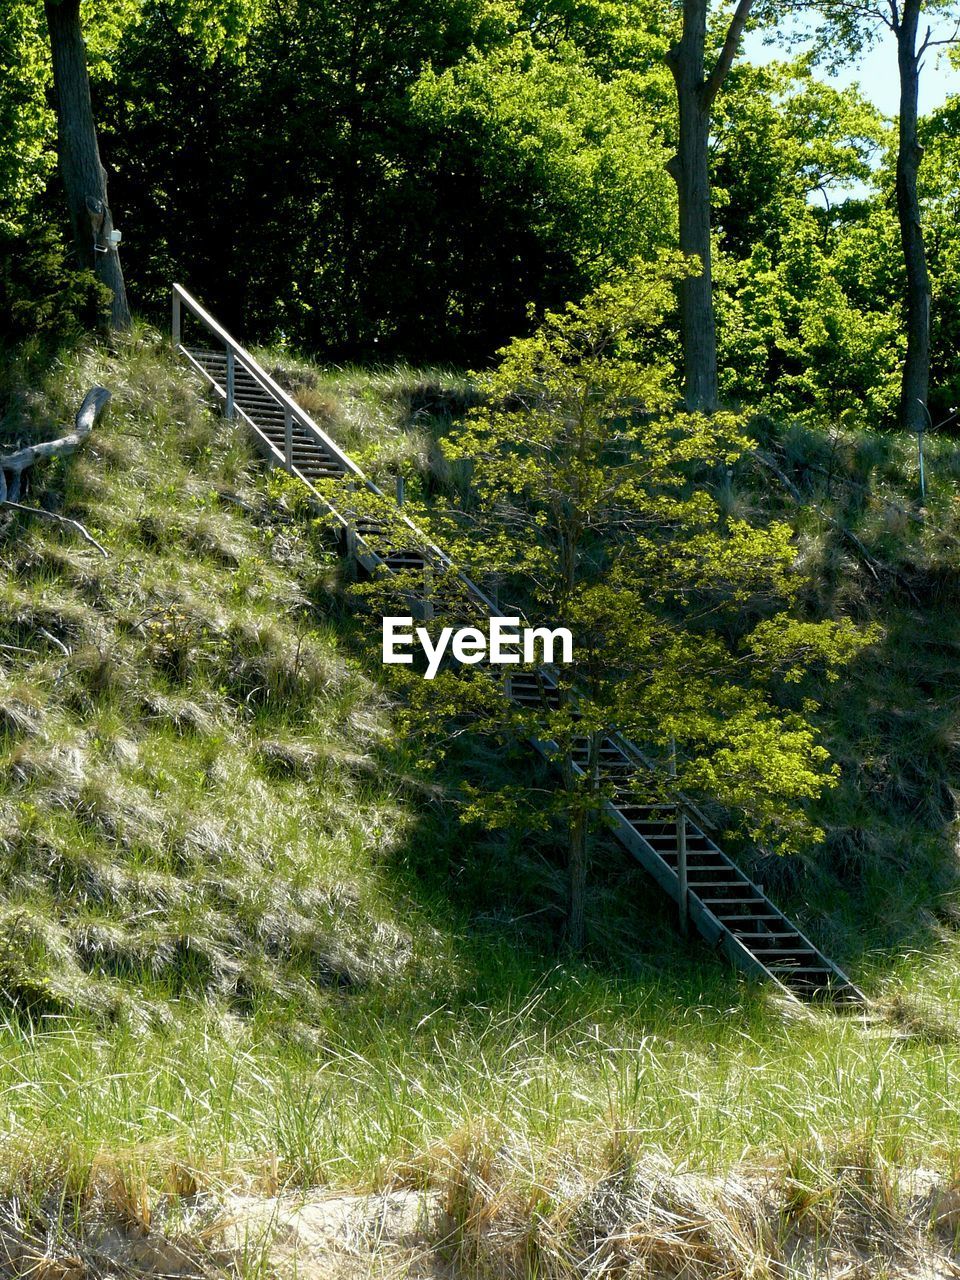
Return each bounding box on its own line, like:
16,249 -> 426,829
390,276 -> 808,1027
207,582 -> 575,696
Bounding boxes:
769,966 -> 833,978
737,931 -> 803,942
752,947 -> 819,957
698,896 -> 766,907
685,879 -> 747,889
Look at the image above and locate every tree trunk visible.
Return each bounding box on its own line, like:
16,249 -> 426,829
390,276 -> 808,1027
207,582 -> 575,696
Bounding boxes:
667,0 -> 719,414
563,729 -> 599,952
566,802 -> 588,953
44,0 -> 131,331
895,0 -> 931,434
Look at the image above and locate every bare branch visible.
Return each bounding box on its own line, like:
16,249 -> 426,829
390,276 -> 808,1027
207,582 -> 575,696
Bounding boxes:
39,627 -> 71,656
0,386 -> 110,478
919,15 -> 960,50
0,387 -> 112,558
0,500 -> 108,558
703,0 -> 755,108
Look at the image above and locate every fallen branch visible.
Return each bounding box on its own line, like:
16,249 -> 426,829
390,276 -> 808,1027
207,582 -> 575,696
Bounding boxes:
0,386 -> 111,553
1,500 -> 108,559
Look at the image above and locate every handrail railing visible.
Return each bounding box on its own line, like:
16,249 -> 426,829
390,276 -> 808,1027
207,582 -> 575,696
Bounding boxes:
173,282 -> 502,615
173,284 -> 365,482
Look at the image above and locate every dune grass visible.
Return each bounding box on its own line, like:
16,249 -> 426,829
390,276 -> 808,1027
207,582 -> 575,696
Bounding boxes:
1,331 -> 960,1274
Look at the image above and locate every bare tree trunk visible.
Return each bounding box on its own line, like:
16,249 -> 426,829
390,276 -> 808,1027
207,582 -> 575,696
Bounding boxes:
563,729 -> 599,952
895,0 -> 931,433
667,62 -> 717,414
666,0 -> 753,413
44,0 -> 131,331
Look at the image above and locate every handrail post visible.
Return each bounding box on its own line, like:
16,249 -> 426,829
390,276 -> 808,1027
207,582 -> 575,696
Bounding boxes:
420,564 -> 434,622
172,289 -> 181,351
669,736 -> 688,934
225,348 -> 236,420
284,403 -> 293,470
677,808 -> 688,936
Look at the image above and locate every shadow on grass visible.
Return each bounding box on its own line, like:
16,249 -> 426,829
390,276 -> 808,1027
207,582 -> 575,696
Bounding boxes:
306,592 -> 807,1048
303,415 -> 960,1014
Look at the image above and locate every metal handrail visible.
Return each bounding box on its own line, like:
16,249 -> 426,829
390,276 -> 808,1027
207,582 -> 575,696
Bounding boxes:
173,284 -> 364,481
173,282 -> 502,615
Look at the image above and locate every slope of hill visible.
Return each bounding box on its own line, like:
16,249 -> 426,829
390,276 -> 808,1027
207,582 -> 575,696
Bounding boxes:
3,331 -> 960,1277
274,356 -> 960,964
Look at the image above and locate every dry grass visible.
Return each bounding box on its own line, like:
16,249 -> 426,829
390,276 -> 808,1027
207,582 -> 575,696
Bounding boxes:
4,1148 -> 958,1280
411,1134 -> 960,1280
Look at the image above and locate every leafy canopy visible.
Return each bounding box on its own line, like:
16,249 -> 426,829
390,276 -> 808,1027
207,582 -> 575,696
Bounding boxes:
346,257 -> 873,858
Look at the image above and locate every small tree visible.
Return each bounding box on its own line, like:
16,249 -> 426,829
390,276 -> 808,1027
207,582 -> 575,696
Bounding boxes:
345,258 -> 870,950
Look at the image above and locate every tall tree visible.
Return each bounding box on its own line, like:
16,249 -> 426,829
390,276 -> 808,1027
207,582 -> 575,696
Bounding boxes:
43,0 -> 130,330
815,0 -> 959,431
666,0 -> 755,412
890,0 -> 951,432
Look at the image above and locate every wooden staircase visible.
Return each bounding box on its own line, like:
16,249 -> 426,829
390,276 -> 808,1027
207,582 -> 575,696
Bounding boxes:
172,284 -> 867,1010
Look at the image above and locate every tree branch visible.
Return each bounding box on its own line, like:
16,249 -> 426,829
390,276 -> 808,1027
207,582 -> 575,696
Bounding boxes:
703,0 -> 756,109
0,500 -> 108,558
0,386 -> 111,555
919,15 -> 960,50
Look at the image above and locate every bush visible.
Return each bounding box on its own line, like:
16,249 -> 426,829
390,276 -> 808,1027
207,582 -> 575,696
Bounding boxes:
0,221 -> 108,342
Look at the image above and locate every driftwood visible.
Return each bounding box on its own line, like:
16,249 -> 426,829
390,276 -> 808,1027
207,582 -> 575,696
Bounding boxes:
0,386 -> 111,556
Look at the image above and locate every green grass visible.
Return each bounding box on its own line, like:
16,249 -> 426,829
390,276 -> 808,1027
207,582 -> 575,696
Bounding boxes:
2,331 -> 960,1272
255,351 -> 478,500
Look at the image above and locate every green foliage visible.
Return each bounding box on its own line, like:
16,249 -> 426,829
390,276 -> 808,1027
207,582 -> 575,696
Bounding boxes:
0,222 -> 108,341
717,224 -> 905,424
95,0 -> 678,360
4,0 -> 960,416
410,34 -> 676,288
0,0 -> 118,339
712,58 -> 886,259
0,0 -> 53,237
346,262 -> 871,911
78,0 -> 145,72
708,59 -> 909,424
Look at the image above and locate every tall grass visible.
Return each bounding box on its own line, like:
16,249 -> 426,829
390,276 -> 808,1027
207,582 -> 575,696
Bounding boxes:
0,954 -> 958,1193
1,329 -> 960,1267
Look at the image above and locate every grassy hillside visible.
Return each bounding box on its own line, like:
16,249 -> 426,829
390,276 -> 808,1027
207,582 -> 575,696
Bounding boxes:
273,355 -> 960,960
2,331 -> 960,1275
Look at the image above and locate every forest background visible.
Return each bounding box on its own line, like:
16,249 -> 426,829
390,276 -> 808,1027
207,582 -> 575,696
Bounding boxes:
3,0 -> 960,435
